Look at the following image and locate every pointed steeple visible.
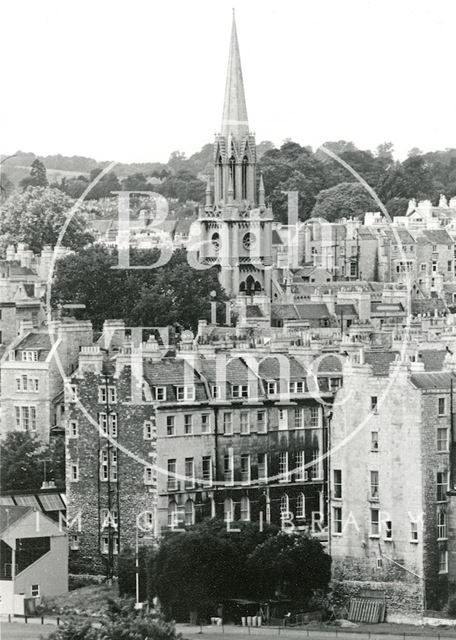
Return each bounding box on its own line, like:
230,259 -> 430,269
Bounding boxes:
221,10 -> 249,140
259,172 -> 265,207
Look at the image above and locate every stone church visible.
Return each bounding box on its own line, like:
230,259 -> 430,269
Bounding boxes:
198,12 -> 274,300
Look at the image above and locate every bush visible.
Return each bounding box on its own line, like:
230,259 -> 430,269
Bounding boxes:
447,598 -> 456,618
68,574 -> 106,591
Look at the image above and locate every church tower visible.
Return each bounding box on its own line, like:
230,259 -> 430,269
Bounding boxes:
198,11 -> 273,299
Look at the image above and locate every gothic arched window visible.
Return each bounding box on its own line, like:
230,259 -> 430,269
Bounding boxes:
242,156 -> 248,199
229,155 -> 236,197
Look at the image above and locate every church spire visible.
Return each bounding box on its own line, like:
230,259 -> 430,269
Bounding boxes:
221,9 -> 249,140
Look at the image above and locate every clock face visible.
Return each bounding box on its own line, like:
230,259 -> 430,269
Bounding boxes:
211,232 -> 220,252
243,232 -> 256,250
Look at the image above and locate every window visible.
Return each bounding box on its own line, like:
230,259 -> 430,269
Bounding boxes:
67,384 -> 77,403
101,534 -> 118,555
333,469 -> 342,499
232,384 -> 248,399
31,584 -> 40,598
202,456 -> 212,485
223,412 -> 232,435
110,413 -> 118,438
21,350 -> 38,362
176,385 -> 195,401
370,508 -> 380,536
370,471 -> 379,500
168,501 -> 178,528
155,386 -> 166,401
371,396 -> 378,413
289,381 -> 304,394
101,508 -> 118,529
100,449 -> 117,482
212,385 -> 221,399
184,499 -> 194,526
14,406 -> 37,431
385,520 -> 393,540
224,498 -> 234,522
98,412 -> 117,437
448,260 -> 452,272
437,427 -> 449,452
98,386 -> 116,403
144,420 -> 154,440
311,450 -> 322,479
437,511 -> 447,540
167,459 -> 177,490
278,408 -> 288,430
296,493 -> 305,519
240,454 -> 250,484
70,463 -> 79,482
201,413 -> 210,433
438,397 -> 446,416
144,466 -> 154,485
69,534 -> 80,550
240,496 -> 250,521
371,431 -> 379,451
439,549 -> 448,574
69,420 -> 78,438
185,458 -> 195,489
166,416 -> 175,436
224,450 -> 234,485
295,451 -> 306,481
410,521 -> 419,542
98,412 -> 108,435
16,376 -> 39,392
310,407 -> 319,427
280,494 -> 289,518
279,452 -> 288,482
184,414 -> 193,435
437,471 -> 448,502
294,408 -> 304,429
420,263 -> 426,272
267,381 -> 277,395
257,410 -> 267,433
333,507 -> 342,534
257,453 -> 267,482
240,412 -> 250,435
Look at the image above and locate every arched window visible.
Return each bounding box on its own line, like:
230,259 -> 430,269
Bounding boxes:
217,155 -> 223,198
224,497 -> 234,522
296,493 -> 306,519
229,155 -> 236,196
168,501 -> 178,528
240,496 -> 250,521
438,511 -> 447,539
185,499 -> 195,526
280,494 -> 289,518
242,156 -> 248,199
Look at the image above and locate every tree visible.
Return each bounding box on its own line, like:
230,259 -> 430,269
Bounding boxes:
0,432 -> 62,491
154,519 -> 278,621
385,196 -> 409,217
20,158 -> 48,188
311,182 -> 378,222
247,532 -> 331,604
51,246 -> 228,331
0,186 -> 93,253
157,170 -> 206,203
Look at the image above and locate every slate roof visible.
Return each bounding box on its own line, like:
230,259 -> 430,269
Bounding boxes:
272,229 -> 283,245
410,372 -> 453,390
317,354 -> 343,374
142,358 -> 208,402
411,298 -> 447,315
16,332 -> 52,354
295,303 -> 331,319
419,350 -> 446,372
246,305 -> 264,318
200,357 -> 253,386
420,229 -> 453,245
335,304 -> 357,316
258,356 -> 307,381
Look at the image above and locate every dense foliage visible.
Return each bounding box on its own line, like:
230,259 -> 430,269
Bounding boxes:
0,431 -> 65,491
151,519 -> 330,620
0,186 -> 93,253
51,246 -> 228,331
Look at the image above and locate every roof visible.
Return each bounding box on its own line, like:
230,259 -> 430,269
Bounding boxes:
364,351 -> 398,376
201,357 -> 254,385
371,302 -> 405,315
221,12 -> 249,139
411,298 -> 447,315
410,372 -> 453,390
246,305 -> 264,318
16,332 -> 52,354
142,358 -> 208,402
258,356 -> 307,381
0,505 -> 31,536
419,229 -> 453,244
272,229 -> 283,245
295,303 -> 331,319
23,284 -> 36,298
335,304 -> 357,316
317,354 -> 343,374
419,350 -> 446,372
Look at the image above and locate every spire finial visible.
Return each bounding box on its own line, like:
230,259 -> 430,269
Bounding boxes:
259,172 -> 265,207
221,10 -> 249,140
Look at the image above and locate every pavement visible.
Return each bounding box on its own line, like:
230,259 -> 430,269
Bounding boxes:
0,620 -> 56,639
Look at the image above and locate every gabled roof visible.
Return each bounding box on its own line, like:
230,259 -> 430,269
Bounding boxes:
0,505 -> 31,536
419,229 -> 453,244
16,332 -> 51,354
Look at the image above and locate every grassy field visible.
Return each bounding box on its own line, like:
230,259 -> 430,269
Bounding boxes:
41,582 -> 119,617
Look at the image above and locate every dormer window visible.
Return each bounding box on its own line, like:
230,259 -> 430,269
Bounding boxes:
289,381 -> 304,394
155,386 -> 166,401
267,381 -> 277,395
232,384 -> 248,399
21,350 -> 38,362
212,385 -> 221,399
176,385 -> 195,402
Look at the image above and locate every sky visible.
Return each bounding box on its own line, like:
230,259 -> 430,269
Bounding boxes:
2,0 -> 456,164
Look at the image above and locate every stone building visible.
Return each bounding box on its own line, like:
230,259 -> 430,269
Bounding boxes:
329,351 -> 456,613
